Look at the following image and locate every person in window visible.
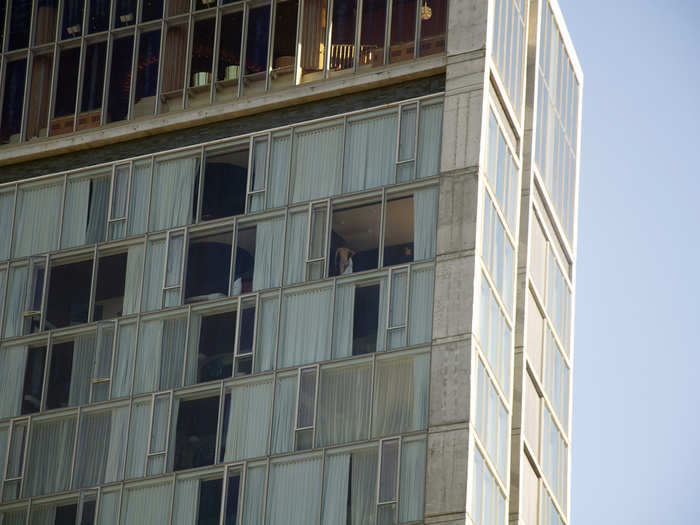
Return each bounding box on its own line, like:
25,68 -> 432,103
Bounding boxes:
335,247 -> 356,275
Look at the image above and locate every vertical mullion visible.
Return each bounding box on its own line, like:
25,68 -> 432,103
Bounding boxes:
87,245 -> 99,323
7,184 -> 18,262
338,115 -> 347,194
237,4 -> 248,98
227,218 -> 237,295
412,101 -> 420,179
250,292 -> 260,369
155,17 -> 168,114
127,27 -> 140,120
383,0 -> 392,66
180,304 -> 192,386
73,15 -> 90,132
56,174 -> 68,251
19,415 -> 32,497
164,392 -> 174,469
182,12 -> 194,109
210,9 -> 223,104
99,34 -> 113,126
40,331 -> 53,411
214,381 -> 225,463
244,136 -> 255,214
413,0 -> 421,58
292,0 -> 302,85
38,254 -> 50,332
19,50 -> 32,143
263,132 -> 272,209
323,0 -> 333,79
393,104 -> 402,182
144,394 -> 156,474
353,0 -> 363,73
377,188 -> 386,268
303,203 -> 312,277
264,0 -> 275,92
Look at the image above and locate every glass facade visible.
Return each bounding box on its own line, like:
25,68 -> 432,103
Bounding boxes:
491,0 -> 527,118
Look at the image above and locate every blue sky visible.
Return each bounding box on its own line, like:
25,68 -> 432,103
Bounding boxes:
559,1 -> 700,523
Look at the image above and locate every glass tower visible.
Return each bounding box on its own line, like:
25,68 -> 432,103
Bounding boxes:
0,0 -> 581,524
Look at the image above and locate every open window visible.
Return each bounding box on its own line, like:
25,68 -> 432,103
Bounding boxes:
215,10 -> 244,102
114,0 -> 137,28
234,299 -> 256,376
383,196 -> 414,266
185,229 -> 233,303
233,215 -> 284,294
191,310 -> 236,383
164,230 -> 187,307
418,0 -> 446,56
247,136 -> 268,212
45,257 -> 93,329
270,0 -> 298,89
244,4 -> 271,93
294,366 -> 318,450
21,345 -> 47,415
201,144 -> 249,221
332,275 -> 386,358
146,393 -> 172,475
329,0 -> 357,74
23,256 -> 47,334
172,395 -> 220,471
50,46 -> 80,136
93,252 -> 128,321
188,18 -> 216,108
232,226 -> 256,295
329,201 -> 380,276
353,283 -> 381,355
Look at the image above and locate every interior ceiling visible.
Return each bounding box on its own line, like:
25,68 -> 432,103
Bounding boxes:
333,197 -> 413,250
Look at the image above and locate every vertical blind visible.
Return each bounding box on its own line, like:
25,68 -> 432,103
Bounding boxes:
12,181 -> 63,258
222,379 -> 273,461
266,455 -> 322,525
278,286 -> 332,368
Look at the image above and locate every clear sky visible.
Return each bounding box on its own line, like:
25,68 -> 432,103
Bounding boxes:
558,1 -> 700,523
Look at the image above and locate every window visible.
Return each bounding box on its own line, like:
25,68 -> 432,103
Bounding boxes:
201,145 -> 249,221
278,284 -> 332,367
216,11 -> 244,101
419,0 -> 446,56
189,18 -> 216,108
235,301 -> 256,376
8,0 -> 31,50
133,315 -> 187,394
88,0 -> 110,33
133,30 -> 161,118
389,0 -> 417,63
21,345 -> 47,415
61,0 -> 84,39
22,257 -> 47,334
492,0 -> 526,113
1,59 -> 27,144
34,0 -> 58,45
2,419 -> 28,500
295,366 -> 318,450
142,0 -> 163,21
546,251 -> 571,355
270,0 -> 298,89
233,216 -> 284,294
470,447 -> 506,525
79,41 -> 107,131
329,0 -> 357,74
149,154 -> 199,232
474,358 -> 509,481
321,445 -> 377,524
174,474 -> 226,525
329,201 -> 380,276
543,326 -> 569,429
190,310 -> 236,383
524,372 -> 541,460
383,197 -> 414,266
353,284 -> 381,355
486,110 -> 519,229
542,406 -> 567,511
46,334 -> 97,409
106,36 -> 135,123
185,230 -> 233,303
482,192 -> 515,313
172,395 -> 220,471
161,22 -> 188,113
360,0 -> 386,68
24,415 -> 77,497
53,46 -> 80,134
478,273 -> 512,395
220,379 -> 273,462
93,252 -> 129,320
244,4 -> 271,93
114,0 -> 137,28
266,454 -> 323,524
61,171 -> 111,249
45,258 -> 93,329
248,136 -> 268,212
26,53 -> 54,140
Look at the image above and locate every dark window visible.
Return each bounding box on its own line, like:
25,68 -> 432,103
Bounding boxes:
54,503 -> 78,525
224,472 -> 241,525
202,147 -> 248,221
197,478 -> 223,525
189,18 -> 215,107
107,36 -> 134,123
61,0 -> 84,39
114,0 -> 137,27
88,0 -> 110,33
173,396 -> 219,471
217,12 -> 243,86
419,0 -> 446,56
167,0 -> 189,16
270,0 -> 297,88
134,30 -> 161,118
0,59 -> 27,144
35,0 -> 58,45
26,54 -> 54,139
141,0 -> 163,21
22,346 -> 46,414
383,196 -> 414,266
360,0 -> 386,67
389,0 -> 417,63
0,3 -> 5,49
330,0 -> 357,71
185,232 -> 233,302
94,252 -> 128,321
329,202 -> 381,276
46,259 -> 93,329
80,500 -> 97,525
196,311 -> 236,383
233,227 -> 256,294
160,23 -> 187,112
46,341 -> 74,409
244,5 -> 270,92
79,42 -> 107,130
353,285 -> 380,355
9,0 -> 31,50
52,47 -> 81,135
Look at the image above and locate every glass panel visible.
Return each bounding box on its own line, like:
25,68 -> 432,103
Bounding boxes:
34,0 -> 58,45
168,0 -> 189,16
329,201 -> 380,275
244,5 -> 270,94
291,121 -> 343,203
225,470 -> 242,525
21,346 -> 46,414
389,0 -> 416,63
249,136 -> 268,212
107,35 -> 135,123
1,59 -> 27,144
160,22 -> 187,113
299,0 -> 326,83
383,197 -> 414,266
185,230 -> 233,301
51,46 -> 81,136
114,0 -> 137,28
270,0 -> 298,89
142,0 -> 163,21
379,439 -> 399,502
189,18 -> 215,108
111,166 -> 130,220
9,0 -> 31,50
216,11 -> 243,101
172,395 -> 219,470
329,0 -> 356,73
202,145 -> 248,221
297,368 -> 316,428
78,41 -> 107,131
359,0 -> 386,68
165,232 -> 184,287
24,416 -> 77,497
46,259 -> 93,328
61,0 -> 84,39
7,422 -> 28,478
398,104 -> 416,163
134,30 -> 161,119
309,204 -> 327,261
89,0 -> 111,33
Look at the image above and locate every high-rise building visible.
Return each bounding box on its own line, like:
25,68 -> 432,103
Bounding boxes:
0,0 -> 581,523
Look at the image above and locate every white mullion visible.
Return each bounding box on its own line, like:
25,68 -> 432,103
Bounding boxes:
196,147 -> 206,222
311,364 -> 319,442
7,184 -> 18,262
250,293 -> 260,370
303,203 -> 312,278
238,4 -> 249,97
353,0 -> 363,73
338,114 -> 347,193
124,161 -> 134,234
323,0 -> 333,79
127,27 -> 140,120
161,230 -> 172,309
154,18 -> 168,115
39,331 -> 52,411
218,464 -> 229,525
56,174 -> 68,253
412,101 -> 420,180
227,218 -> 237,295
236,462 -> 247,525
260,459 -> 270,525
19,415 -> 32,497
244,136 -> 255,214
383,0 -> 392,66
263,132 -> 271,208
393,103 -> 402,182
144,394 -> 157,474
107,319 -> 119,399
164,391 -> 174,469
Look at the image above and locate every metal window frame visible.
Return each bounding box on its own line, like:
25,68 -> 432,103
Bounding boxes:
376,435 -> 401,509
304,199 -> 330,282
292,364 -> 318,450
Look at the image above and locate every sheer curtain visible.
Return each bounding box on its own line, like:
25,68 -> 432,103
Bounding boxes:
252,217 -> 284,291
111,322 -> 137,399
291,122 -> 343,203
2,265 -> 27,338
12,181 -> 63,258
184,313 -> 201,385
68,333 -> 97,406
417,102 -> 443,179
142,239 -> 165,312
398,439 -> 426,523
408,266 -> 434,346
0,345 -> 26,419
172,478 -> 199,525
322,449 -> 377,525
74,406 -> 129,487
343,109 -> 398,193
266,455 -> 322,525
128,162 -> 151,237
0,189 -> 14,260
61,177 -> 90,249
120,481 -> 172,525
123,244 -> 145,315
317,363 -> 372,446
241,464 -> 266,525
283,211 -> 306,285
278,286 -> 332,367
331,283 -> 354,358
271,375 -> 296,454
126,400 -> 150,479
24,416 -> 77,497
134,319 -> 163,394
98,488 -> 121,525
414,187 -> 438,260
149,156 -> 197,232
254,294 -> 278,373
268,133 -> 290,209
223,379 -> 273,461
160,318 -> 187,389
321,453 -> 350,525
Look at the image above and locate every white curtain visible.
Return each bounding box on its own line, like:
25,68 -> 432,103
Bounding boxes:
321,454 -> 350,525
0,509 -> 26,525
24,416 -> 77,497
278,286 -> 332,368
125,401 -> 151,479
120,481 -> 172,525
74,406 -> 129,487
414,187 -> 438,260
150,396 -> 170,458
291,122 -> 343,203
128,162 -> 151,236
68,333 -> 97,406
160,318 -> 187,390
254,295 -> 278,373
252,217 -> 285,291
417,102 -> 443,179
142,239 -> 165,312
29,504 -> 56,524
332,283 -> 354,358
266,455 -> 322,525
61,177 -> 90,249
388,271 -> 408,350
149,157 -> 197,232
134,319 -> 163,394
97,488 -> 121,525
0,345 -> 26,419
112,322 -> 137,399
271,375 -> 296,454
0,189 -> 14,259
398,439 -> 426,523
268,133 -> 290,209
322,449 -> 377,525
283,211 -> 307,285
317,363 -> 372,446
223,380 -> 273,461
12,181 -> 63,258
172,478 -> 199,525
408,267 -> 435,346
2,265 -> 27,338
343,109 -> 398,193
241,464 -> 266,525
122,244 -> 144,315
87,175 -> 111,243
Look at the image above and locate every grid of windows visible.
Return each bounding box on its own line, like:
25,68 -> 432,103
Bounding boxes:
485,109 -> 519,231
481,192 -> 515,315
542,406 -> 567,513
491,0 -> 526,118
474,358 -> 509,482
477,274 -> 512,396
0,0 -> 447,144
534,0 -> 580,242
470,446 -> 507,525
